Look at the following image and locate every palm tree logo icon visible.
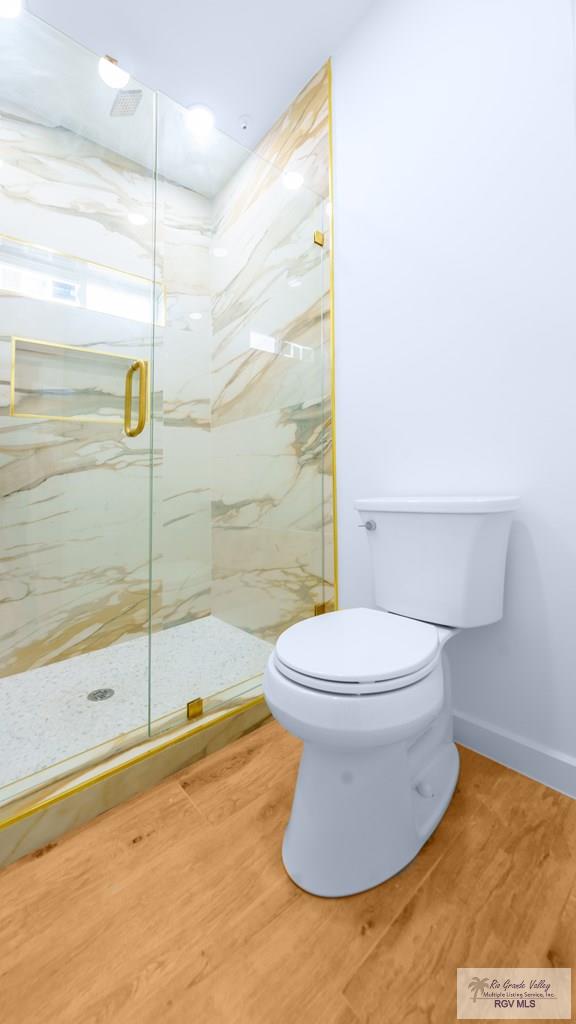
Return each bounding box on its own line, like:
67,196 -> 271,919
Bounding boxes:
468,977 -> 490,1002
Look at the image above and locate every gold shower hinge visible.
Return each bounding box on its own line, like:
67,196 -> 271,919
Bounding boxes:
186,698 -> 203,721
313,230 -> 325,247
314,600 -> 335,616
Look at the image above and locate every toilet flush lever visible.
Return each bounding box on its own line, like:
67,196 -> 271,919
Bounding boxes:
358,520 -> 377,531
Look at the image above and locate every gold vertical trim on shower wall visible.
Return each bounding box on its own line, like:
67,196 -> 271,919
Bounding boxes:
327,58 -> 339,609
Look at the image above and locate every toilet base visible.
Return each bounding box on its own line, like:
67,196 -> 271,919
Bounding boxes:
282,739 -> 459,898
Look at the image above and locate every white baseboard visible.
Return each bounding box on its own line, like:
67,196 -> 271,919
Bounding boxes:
453,711 -> 576,800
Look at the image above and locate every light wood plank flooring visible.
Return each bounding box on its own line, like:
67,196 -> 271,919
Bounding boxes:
0,720 -> 575,1023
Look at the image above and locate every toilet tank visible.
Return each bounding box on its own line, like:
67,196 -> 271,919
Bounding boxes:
355,497 -> 518,628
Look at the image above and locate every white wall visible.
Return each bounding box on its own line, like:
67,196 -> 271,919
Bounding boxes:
333,0 -> 576,794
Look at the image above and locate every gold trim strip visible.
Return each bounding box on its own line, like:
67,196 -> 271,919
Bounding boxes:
0,231 -> 156,287
9,335 -> 14,420
11,335 -> 138,359
327,58 -> 339,608
0,670 -> 264,802
0,695 -> 266,832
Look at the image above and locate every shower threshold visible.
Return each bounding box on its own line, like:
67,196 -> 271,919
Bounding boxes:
0,616 -> 272,808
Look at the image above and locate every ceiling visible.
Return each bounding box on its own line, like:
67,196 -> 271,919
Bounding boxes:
0,12 -> 256,197
26,0 -> 374,144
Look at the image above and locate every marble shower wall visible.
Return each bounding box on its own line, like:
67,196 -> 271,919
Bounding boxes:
0,60 -> 334,687
210,64 -> 334,641
0,99 -> 212,684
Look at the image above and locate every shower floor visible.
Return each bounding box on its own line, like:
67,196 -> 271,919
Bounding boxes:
0,615 -> 272,799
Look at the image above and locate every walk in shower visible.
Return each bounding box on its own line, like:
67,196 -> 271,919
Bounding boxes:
0,11 -> 334,808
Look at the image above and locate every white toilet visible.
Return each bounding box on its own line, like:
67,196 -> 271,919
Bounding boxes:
263,496 -> 518,898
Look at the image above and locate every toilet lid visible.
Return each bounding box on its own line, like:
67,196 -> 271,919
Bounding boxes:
275,608 -> 439,685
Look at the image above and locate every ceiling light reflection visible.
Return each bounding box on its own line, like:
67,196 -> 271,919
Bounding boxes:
186,105 -> 215,138
282,171 -> 304,191
0,0 -> 22,18
98,56 -> 130,89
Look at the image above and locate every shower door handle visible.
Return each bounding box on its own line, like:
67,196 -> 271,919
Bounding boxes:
124,360 -> 148,437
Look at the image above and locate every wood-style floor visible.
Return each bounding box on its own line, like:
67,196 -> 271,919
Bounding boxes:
0,720 -> 575,1023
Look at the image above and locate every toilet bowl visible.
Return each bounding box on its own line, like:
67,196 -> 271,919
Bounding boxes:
264,608 -> 458,897
264,496 -> 518,897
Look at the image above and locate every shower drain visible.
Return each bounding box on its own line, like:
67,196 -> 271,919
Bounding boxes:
87,688 -> 115,702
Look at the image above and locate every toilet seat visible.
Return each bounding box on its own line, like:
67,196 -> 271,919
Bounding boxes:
265,649 -> 444,746
274,608 -> 440,695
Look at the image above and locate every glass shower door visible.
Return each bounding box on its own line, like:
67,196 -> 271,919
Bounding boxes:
0,11 -> 157,803
0,5 -> 335,807
148,91 -> 331,735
